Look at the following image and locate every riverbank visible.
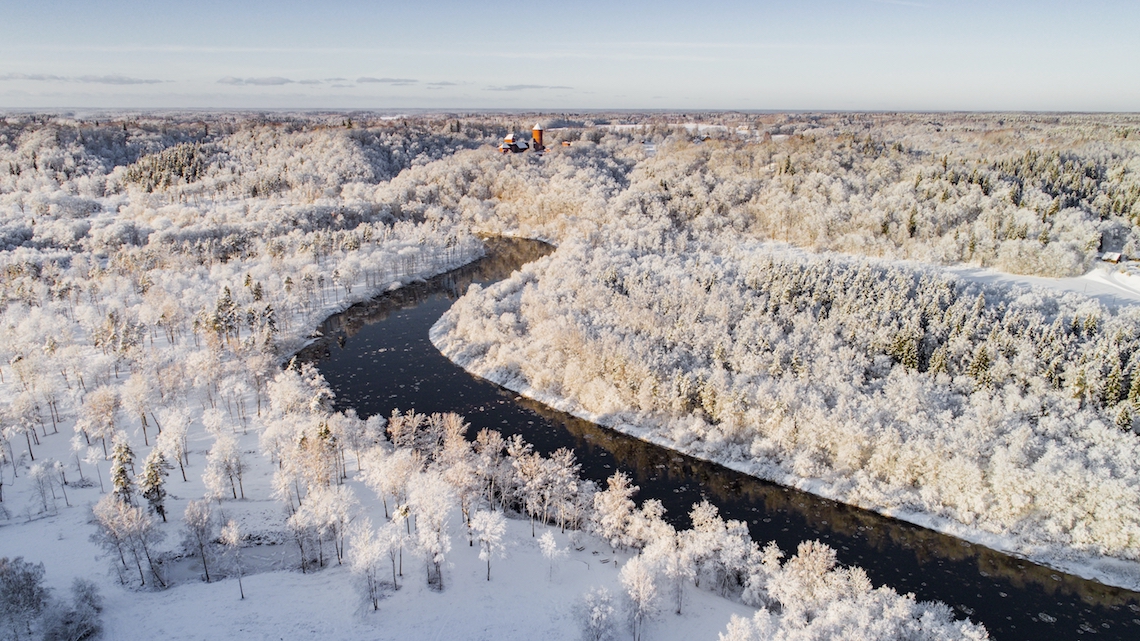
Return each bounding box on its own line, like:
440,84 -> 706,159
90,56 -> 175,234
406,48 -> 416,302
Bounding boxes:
429,246 -> 1140,595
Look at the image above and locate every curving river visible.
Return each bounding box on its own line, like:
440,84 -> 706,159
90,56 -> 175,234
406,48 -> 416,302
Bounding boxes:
298,237 -> 1140,641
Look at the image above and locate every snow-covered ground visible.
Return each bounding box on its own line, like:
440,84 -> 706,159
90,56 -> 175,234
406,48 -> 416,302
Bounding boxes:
949,262 -> 1140,310
1,472 -> 752,641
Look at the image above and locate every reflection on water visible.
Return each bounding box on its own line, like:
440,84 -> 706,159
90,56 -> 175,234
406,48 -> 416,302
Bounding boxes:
300,237 -> 1140,641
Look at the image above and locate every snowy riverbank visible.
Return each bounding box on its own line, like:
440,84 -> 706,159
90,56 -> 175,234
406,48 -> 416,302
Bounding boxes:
430,243 -> 1140,594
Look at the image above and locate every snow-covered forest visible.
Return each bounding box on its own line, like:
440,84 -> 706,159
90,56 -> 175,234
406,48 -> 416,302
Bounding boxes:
2,110 -> 1138,638
434,239 -> 1140,581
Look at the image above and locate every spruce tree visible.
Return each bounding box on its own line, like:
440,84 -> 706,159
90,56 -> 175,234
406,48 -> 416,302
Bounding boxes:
140,449 -> 172,522
1104,362 -> 1123,405
1116,404 -> 1133,432
966,345 -> 991,387
110,438 -> 135,505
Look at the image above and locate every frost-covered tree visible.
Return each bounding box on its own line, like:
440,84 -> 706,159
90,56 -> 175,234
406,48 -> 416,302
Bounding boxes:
377,515 -> 409,590
122,372 -> 157,445
50,460 -> 70,508
219,519 -> 245,599
620,554 -> 660,641
156,408 -> 190,482
360,446 -> 420,521
593,471 -> 638,550
539,530 -> 567,581
28,462 -> 57,515
408,471 -> 454,590
349,518 -> 386,611
548,447 -> 581,532
438,415 -> 480,541
91,494 -> 165,587
139,447 -> 172,521
473,428 -> 508,510
576,586 -> 618,641
183,499 -> 216,583
203,434 -> 245,501
76,386 -> 119,457
0,556 -> 48,640
313,484 -> 357,566
511,445 -> 547,536
470,509 -> 506,581
7,392 -> 42,463
109,435 -> 135,505
40,578 -> 103,641
644,529 -> 694,614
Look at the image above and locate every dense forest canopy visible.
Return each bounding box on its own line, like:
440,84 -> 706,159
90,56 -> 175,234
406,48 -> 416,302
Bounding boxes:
3,112 -> 1138,274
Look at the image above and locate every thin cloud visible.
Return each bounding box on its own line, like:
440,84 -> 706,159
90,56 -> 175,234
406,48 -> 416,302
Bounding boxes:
297,79 -> 323,85
0,72 -> 162,84
486,84 -> 572,92
0,72 -> 67,81
427,81 -> 457,86
357,77 -> 418,84
217,76 -> 295,86
76,74 -> 163,85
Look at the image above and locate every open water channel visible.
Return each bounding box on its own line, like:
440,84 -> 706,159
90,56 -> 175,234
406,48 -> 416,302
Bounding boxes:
298,237 -> 1140,641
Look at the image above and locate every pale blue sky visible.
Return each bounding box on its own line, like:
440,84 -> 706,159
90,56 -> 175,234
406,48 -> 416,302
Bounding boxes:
0,0 -> 1136,110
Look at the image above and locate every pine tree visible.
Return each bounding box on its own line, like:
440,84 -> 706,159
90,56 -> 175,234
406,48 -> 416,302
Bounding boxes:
139,449 -> 172,521
928,344 -> 949,375
966,345 -> 991,387
214,287 -> 239,341
110,438 -> 135,505
1116,404 -> 1133,432
889,331 -> 919,372
1104,362 -> 1123,405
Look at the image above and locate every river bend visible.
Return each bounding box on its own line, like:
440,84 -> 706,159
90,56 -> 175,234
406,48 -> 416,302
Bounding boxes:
298,237 -> 1140,641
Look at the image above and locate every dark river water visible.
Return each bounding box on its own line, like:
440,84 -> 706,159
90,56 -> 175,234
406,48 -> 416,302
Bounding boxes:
298,237 -> 1140,641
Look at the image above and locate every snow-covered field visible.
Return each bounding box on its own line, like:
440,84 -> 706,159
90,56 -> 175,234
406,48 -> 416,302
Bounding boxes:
949,262 -> 1140,310
1,447 -> 754,641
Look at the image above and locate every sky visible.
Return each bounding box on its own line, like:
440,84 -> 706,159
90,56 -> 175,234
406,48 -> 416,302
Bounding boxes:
0,0 -> 1137,111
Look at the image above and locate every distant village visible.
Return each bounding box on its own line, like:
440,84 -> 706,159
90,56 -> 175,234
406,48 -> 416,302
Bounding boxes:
498,123 -> 559,153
